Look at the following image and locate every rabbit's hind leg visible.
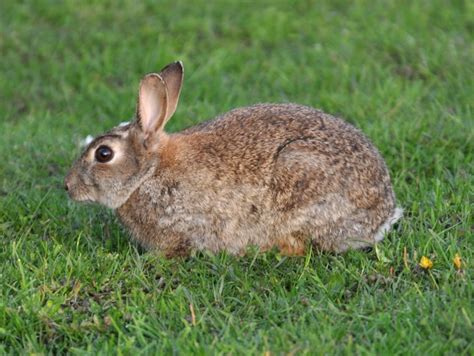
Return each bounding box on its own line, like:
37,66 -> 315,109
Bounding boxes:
309,210 -> 378,253
310,206 -> 401,253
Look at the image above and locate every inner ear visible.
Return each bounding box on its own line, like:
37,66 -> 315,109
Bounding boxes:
137,73 -> 168,138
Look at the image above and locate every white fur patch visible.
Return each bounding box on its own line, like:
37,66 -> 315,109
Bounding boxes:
80,135 -> 94,147
374,207 -> 403,242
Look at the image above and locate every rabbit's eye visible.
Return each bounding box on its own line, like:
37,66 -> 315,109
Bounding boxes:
95,145 -> 114,163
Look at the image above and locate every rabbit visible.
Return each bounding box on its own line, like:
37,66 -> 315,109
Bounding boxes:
65,61 -> 402,258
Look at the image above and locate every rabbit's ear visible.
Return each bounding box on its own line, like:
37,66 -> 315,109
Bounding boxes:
159,61 -> 184,121
137,73 -> 168,139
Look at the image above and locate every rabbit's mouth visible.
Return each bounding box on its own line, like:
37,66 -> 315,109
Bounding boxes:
66,189 -> 95,204
64,180 -> 97,203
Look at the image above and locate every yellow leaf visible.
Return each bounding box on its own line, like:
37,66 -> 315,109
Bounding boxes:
453,254 -> 462,270
419,256 -> 433,270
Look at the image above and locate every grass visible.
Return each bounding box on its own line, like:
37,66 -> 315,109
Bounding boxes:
0,0 -> 473,353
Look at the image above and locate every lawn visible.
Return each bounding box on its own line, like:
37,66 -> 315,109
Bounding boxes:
0,0 -> 473,354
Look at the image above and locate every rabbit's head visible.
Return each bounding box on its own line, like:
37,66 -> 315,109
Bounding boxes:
64,61 -> 184,209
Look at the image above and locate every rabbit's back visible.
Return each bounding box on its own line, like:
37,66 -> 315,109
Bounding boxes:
179,103 -> 391,199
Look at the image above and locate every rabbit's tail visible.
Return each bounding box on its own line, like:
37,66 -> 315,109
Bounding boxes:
374,207 -> 403,242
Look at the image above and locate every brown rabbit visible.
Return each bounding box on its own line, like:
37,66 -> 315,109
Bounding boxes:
65,61 -> 402,257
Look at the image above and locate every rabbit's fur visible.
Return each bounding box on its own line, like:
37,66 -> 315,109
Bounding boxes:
65,61 -> 402,257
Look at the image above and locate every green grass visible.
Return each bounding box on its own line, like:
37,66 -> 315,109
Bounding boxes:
1,0 -> 473,353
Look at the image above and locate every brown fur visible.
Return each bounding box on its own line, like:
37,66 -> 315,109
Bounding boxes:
65,62 -> 401,258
